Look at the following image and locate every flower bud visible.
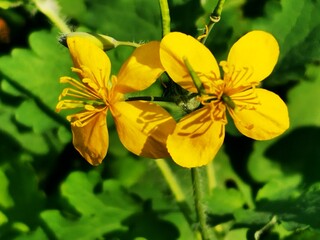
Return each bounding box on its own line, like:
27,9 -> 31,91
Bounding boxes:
58,32 -> 119,50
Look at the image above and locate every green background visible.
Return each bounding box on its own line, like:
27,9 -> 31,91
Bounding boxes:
0,0 -> 319,239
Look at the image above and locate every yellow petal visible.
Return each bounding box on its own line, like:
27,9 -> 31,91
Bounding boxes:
115,41 -> 164,93
111,101 -> 176,158
227,31 -> 279,86
160,32 -> 220,93
67,36 -> 111,88
229,89 -> 289,140
167,107 -> 225,168
71,111 -> 109,165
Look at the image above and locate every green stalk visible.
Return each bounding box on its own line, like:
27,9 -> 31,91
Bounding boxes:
206,162 -> 216,192
33,0 -> 71,33
192,168 -> 217,240
117,41 -> 141,48
159,0 -> 171,36
156,159 -> 185,202
155,159 -> 193,226
200,0 -> 226,44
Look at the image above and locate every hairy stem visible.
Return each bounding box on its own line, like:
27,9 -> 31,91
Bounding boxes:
33,0 -> 71,33
117,41 -> 141,48
192,167 -> 217,240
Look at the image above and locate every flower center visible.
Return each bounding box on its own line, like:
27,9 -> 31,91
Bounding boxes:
221,93 -> 235,109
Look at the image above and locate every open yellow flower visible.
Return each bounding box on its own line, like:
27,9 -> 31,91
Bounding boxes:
160,31 -> 289,168
56,37 -> 175,165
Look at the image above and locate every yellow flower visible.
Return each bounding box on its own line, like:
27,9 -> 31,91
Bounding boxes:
160,31 -> 289,168
56,37 -> 175,165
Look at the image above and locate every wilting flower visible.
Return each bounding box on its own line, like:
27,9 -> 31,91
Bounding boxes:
56,37 -> 175,165
160,31 -> 289,168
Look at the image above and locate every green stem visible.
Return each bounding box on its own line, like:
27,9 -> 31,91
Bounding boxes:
117,41 -> 141,48
206,162 -> 216,192
33,0 -> 71,33
159,0 -> 171,36
155,159 -> 193,226
200,0 -> 226,44
192,168 -> 216,240
156,159 -> 185,202
254,216 -> 278,240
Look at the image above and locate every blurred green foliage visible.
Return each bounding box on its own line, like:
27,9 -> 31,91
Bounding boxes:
0,0 -> 319,239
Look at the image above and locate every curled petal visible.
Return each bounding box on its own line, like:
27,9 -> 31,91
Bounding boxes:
116,41 -> 164,93
160,32 -> 220,93
229,89 -> 289,140
227,31 -> 279,87
167,106 -> 225,168
111,101 -> 176,158
71,111 -> 109,165
67,36 -> 111,88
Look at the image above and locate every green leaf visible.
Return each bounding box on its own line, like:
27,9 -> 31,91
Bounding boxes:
256,175 -> 302,202
41,210 -> 126,240
15,99 -> 60,134
206,188 -> 245,215
41,171 -> 138,239
287,64 -> 320,128
233,182 -> 320,234
233,209 -> 272,226
212,147 -> 255,209
0,1 -> 22,9
224,228 -> 248,240
0,211 -> 8,226
14,228 -> 49,240
284,229 -> 320,240
251,0 -> 320,84
161,212 -> 195,240
0,29 -> 71,109
0,102 -> 50,155
59,0 -> 162,40
107,154 -> 147,187
0,169 -> 14,209
4,162 -> 45,228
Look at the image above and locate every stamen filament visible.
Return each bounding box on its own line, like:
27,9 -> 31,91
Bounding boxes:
60,76 -> 102,99
67,108 -> 105,127
60,88 -> 99,101
56,100 -> 87,111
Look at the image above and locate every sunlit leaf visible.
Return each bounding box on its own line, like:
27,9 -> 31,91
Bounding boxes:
41,171 -> 139,239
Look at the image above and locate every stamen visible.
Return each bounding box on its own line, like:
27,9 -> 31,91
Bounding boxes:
67,108 -> 105,127
82,65 -> 105,90
71,67 -> 83,75
60,76 -> 97,97
56,100 -> 87,112
208,102 -> 227,123
220,61 -> 255,88
82,77 -> 99,91
199,95 -> 217,105
59,87 -> 99,101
